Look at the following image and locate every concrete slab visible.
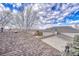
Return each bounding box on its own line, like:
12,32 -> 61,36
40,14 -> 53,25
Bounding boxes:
42,36 -> 69,52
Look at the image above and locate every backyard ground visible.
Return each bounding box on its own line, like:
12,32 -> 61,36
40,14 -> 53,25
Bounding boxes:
0,30 -> 61,56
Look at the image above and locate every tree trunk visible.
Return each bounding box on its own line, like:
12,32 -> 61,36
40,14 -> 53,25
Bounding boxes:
1,27 -> 4,32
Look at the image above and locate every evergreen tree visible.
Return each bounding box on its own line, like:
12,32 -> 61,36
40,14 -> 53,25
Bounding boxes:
71,35 -> 79,56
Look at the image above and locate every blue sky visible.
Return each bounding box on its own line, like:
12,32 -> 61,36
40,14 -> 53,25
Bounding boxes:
2,3 -> 25,12
1,3 -> 79,26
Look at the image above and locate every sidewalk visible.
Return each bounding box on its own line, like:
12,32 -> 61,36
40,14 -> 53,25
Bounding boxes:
42,35 -> 69,52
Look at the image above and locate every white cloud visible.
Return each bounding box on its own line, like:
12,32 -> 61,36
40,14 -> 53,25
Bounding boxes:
69,20 -> 79,24
0,7 -> 3,11
38,24 -> 53,29
5,7 -> 10,11
32,4 -> 39,11
0,4 -> 5,11
12,9 -> 18,13
11,3 -> 22,8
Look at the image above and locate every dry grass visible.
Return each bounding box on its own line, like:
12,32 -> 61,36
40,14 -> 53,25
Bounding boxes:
0,30 -> 61,56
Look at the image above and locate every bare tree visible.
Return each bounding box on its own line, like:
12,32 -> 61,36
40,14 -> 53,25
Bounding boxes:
24,5 -> 39,30
7,3 -> 79,32
0,10 -> 13,32
10,12 -> 26,31
10,4 -> 38,31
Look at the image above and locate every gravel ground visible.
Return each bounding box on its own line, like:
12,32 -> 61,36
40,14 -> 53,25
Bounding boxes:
0,31 -> 61,56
